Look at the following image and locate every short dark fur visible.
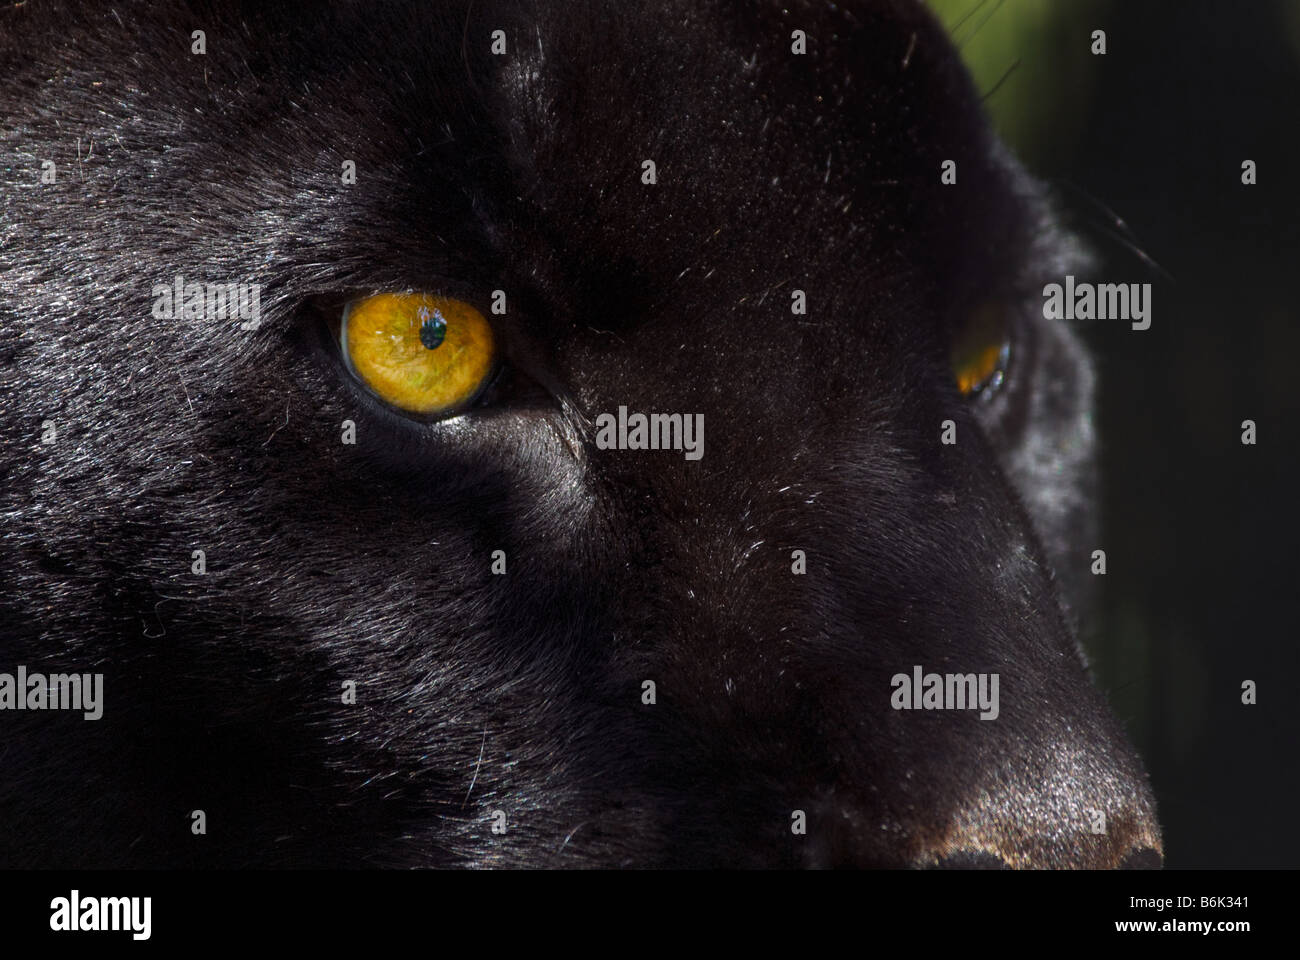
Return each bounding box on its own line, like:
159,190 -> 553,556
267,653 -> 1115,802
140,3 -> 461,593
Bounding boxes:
0,0 -> 1160,867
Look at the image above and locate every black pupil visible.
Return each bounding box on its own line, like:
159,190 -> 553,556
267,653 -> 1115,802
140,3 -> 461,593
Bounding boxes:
419,309 -> 447,350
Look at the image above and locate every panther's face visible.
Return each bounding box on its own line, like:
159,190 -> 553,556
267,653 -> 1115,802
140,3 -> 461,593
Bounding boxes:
0,0 -> 1160,867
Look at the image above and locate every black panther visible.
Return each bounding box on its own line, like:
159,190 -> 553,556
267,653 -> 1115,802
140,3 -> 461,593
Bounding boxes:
0,0 -> 1161,867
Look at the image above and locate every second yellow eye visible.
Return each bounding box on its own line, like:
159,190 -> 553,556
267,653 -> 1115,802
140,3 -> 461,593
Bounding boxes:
342,292 -> 496,416
952,301 -> 1011,397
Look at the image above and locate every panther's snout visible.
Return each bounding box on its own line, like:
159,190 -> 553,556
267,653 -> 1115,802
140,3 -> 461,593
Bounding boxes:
800,708 -> 1164,869
925,846 -> 1162,870
807,801 -> 1164,870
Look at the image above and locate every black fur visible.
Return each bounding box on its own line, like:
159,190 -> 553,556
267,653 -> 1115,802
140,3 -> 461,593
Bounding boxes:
0,0 -> 1160,867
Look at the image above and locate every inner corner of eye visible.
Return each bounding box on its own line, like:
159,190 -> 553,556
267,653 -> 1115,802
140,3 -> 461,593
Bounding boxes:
339,292 -> 496,415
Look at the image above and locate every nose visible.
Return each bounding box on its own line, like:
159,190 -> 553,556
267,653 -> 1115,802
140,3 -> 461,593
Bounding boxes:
927,847 -> 1162,869
925,720 -> 1162,869
916,722 -> 1162,869
805,697 -> 1163,869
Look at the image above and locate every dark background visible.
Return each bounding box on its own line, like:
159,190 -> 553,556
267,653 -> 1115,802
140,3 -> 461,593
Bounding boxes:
931,0 -> 1299,868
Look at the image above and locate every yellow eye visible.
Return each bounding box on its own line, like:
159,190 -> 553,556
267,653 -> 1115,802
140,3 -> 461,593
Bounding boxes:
951,301 -> 1011,396
342,292 -> 496,416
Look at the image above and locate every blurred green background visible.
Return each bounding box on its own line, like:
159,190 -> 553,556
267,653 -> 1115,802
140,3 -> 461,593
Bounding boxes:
927,0 -> 1300,867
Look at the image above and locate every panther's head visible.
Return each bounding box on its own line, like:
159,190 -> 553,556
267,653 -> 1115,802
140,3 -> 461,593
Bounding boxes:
0,0 -> 1160,868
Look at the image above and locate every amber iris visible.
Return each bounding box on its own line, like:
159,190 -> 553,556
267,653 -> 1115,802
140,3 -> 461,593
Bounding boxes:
342,293 -> 495,416
952,301 -> 1010,396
